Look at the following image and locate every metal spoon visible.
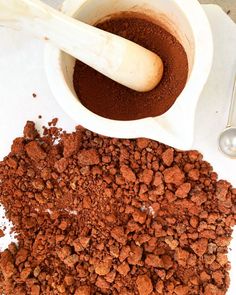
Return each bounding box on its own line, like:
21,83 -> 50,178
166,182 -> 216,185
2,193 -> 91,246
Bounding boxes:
219,75 -> 236,158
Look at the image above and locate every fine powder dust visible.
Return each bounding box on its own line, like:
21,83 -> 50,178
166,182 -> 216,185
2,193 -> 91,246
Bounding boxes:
73,16 -> 189,120
0,120 -> 236,295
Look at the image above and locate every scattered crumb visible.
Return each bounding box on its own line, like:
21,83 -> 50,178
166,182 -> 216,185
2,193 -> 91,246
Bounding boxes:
48,118 -> 58,127
0,229 -> 4,238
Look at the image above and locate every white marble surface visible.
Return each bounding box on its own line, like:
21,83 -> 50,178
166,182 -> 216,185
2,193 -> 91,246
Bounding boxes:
192,6 -> 236,185
200,0 -> 236,21
44,0 -> 236,21
0,1 -> 235,294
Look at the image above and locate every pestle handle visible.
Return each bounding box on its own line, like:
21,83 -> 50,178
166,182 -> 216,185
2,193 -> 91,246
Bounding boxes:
0,0 -> 164,92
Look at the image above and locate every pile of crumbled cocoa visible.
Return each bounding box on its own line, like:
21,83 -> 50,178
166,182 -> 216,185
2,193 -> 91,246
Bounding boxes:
0,120 -> 235,295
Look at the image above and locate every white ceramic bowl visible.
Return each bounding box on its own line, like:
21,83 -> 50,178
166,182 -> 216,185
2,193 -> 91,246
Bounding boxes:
45,0 -> 213,150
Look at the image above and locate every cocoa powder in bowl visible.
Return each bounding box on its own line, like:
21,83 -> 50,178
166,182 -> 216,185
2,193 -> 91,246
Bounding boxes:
73,15 -> 188,120
0,120 -> 236,294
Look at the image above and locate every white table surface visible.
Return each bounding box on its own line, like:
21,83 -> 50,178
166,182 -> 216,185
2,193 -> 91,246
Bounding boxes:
0,2 -> 235,294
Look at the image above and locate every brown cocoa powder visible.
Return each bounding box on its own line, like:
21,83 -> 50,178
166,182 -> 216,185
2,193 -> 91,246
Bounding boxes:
0,120 -> 235,295
0,229 -> 4,238
73,16 -> 189,121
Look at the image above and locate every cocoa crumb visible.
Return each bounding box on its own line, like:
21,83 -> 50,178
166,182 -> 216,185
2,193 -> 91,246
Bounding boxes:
163,165 -> 185,185
111,226 -> 127,245
191,238 -> 208,257
0,229 -> 4,238
117,261 -> 130,276
25,141 -> 46,161
48,118 -> 58,127
120,165 -> 136,182
54,157 -> 68,173
175,182 -> 191,198
136,274 -> 153,295
162,148 -> 174,166
137,138 -> 150,149
63,132 -> 81,158
75,285 -> 91,295
78,149 -> 100,166
23,121 -> 39,140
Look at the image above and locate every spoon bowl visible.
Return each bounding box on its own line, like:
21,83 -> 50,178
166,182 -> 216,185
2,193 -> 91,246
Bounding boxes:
219,127 -> 236,158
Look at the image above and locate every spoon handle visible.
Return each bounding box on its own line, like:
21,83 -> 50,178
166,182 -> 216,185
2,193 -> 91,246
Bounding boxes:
0,0 -> 163,92
227,75 -> 236,128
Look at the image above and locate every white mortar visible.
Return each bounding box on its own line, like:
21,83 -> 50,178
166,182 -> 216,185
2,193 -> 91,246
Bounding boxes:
45,0 -> 213,149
